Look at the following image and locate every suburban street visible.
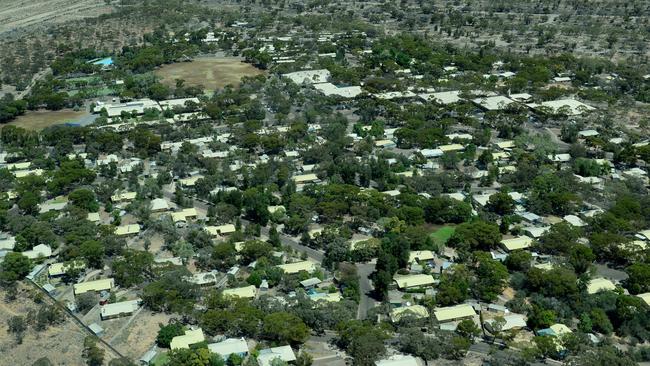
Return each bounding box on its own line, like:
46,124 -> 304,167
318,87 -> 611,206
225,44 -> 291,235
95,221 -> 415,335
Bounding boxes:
356,262 -> 377,319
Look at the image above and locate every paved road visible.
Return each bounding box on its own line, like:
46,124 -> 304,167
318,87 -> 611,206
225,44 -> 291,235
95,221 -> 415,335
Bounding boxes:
356,262 -> 376,320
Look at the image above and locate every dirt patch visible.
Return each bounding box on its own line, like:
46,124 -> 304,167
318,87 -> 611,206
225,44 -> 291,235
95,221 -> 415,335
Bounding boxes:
106,310 -> 175,360
154,57 -> 265,91
0,284 -> 116,366
6,109 -> 89,130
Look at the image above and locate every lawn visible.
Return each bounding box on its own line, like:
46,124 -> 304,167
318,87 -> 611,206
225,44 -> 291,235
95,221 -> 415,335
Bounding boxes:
154,57 -> 264,92
6,109 -> 89,130
430,226 -> 456,245
151,352 -> 169,366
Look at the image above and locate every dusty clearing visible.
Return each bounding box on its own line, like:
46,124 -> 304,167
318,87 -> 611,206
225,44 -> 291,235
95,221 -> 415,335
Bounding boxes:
0,0 -> 111,34
0,284 -> 114,366
6,109 -> 89,130
154,57 -> 265,91
106,310 -> 175,360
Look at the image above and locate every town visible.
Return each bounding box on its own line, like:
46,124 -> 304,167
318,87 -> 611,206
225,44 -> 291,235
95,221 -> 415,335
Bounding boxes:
0,1 -> 649,366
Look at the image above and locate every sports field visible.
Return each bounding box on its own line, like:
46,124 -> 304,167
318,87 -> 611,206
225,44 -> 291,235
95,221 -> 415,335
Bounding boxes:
154,57 -> 264,91
7,109 -> 88,130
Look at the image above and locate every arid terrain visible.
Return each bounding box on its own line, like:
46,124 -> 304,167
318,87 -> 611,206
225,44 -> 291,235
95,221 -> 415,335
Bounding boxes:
155,57 -> 266,91
0,0 -> 111,34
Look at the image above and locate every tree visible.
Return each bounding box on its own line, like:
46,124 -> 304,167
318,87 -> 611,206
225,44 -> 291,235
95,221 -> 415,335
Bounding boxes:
447,220 -> 502,253
263,312 -> 310,344
533,335 -> 558,360
7,315 -> 27,343
624,263 -> 650,294
83,336 -> 105,366
157,323 -> 185,348
486,192 -> 515,215
167,347 -> 223,366
1,252 -> 31,283
80,240 -> 104,268
112,250 -> 154,287
76,292 -> 97,314
568,245 -> 595,274
436,265 -> 471,306
456,319 -> 480,341
504,250 -> 532,272
472,252 -> 509,302
32,358 -> 54,366
336,320 -> 390,366
69,188 -> 99,212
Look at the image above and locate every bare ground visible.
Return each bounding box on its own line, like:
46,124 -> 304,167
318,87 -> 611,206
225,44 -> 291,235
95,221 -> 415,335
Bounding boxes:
154,57 -> 265,91
6,109 -> 90,130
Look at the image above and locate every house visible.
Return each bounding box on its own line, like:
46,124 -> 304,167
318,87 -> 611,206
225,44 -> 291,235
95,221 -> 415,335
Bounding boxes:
637,293 -> 650,306
205,224 -> 237,236
408,250 -> 434,263
277,261 -> 316,274
472,95 -> 516,111
23,244 -> 53,259
283,69 -> 331,85
547,153 -> 571,163
115,224 -> 140,236
390,305 -> 429,323
418,90 -> 462,105
500,236 -> 533,252
179,175 -> 204,187
292,173 -> 320,184
586,278 -> 616,294
171,208 -> 198,223
222,285 -> 257,299
73,278 -> 115,295
439,144 -> 465,153
299,277 -> 322,289
522,226 -> 551,239
150,198 -> 170,212
310,292 -> 342,302
257,345 -> 296,366
313,83 -> 363,98
538,323 -> 572,337
100,299 -> 141,320
375,139 -> 397,149
170,328 -> 205,350
433,303 -> 477,322
393,274 -> 436,289
0,234 -> 15,251
207,338 -> 249,361
188,271 -> 219,286
484,313 -> 527,331
376,355 -> 419,366
111,191 -> 137,203
87,212 -> 101,223
564,215 -> 586,227
49,261 -> 86,277
529,99 -> 595,116
419,148 -> 443,158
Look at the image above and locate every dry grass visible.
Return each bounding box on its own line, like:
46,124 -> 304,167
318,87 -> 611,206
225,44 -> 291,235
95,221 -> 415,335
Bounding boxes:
0,284 -> 116,366
106,310 -> 175,360
154,57 -> 265,91
6,109 -> 88,130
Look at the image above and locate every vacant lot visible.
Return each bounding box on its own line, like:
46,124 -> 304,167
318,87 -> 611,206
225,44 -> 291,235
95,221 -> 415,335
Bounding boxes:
0,284 -> 116,366
7,109 -> 89,130
155,57 -> 264,91
0,0 -> 111,34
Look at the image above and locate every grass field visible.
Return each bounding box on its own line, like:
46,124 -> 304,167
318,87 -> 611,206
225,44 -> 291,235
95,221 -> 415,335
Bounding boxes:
154,57 -> 264,91
7,109 -> 89,130
430,226 -> 456,245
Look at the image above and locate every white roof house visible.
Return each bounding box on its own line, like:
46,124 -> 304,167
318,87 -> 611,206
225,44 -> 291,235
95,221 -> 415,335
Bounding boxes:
23,244 -> 53,259
586,278 -> 616,294
150,198 -> 170,212
257,345 -> 296,366
208,338 -> 249,360
313,83 -> 363,98
100,299 -> 141,320
472,96 -> 517,111
485,314 -> 527,331
390,305 -> 429,323
419,90 -> 462,105
530,99 -> 595,116
97,99 -> 162,118
376,355 -> 419,366
171,208 -> 198,223
292,173 -> 320,184
283,69 -> 331,85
